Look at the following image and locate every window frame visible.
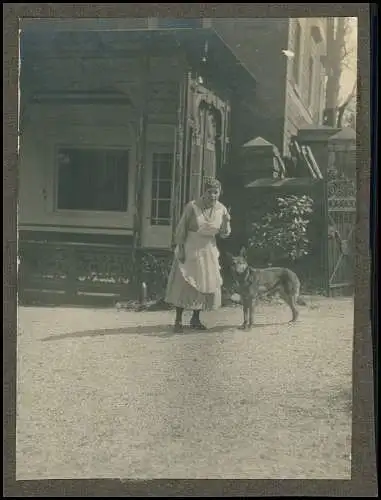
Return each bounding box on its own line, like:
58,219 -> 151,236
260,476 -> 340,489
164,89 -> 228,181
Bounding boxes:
53,143 -> 131,215
149,147 -> 175,227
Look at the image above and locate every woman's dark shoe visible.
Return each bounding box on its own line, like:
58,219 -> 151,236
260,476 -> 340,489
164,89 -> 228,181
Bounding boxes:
174,322 -> 184,333
190,320 -> 208,331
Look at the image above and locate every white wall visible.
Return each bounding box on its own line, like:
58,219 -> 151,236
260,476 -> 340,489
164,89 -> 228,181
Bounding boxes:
18,102 -> 178,236
19,103 -> 137,234
19,38 -> 182,237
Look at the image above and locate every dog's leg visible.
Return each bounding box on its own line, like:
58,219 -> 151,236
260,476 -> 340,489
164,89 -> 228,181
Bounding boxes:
280,291 -> 299,322
240,300 -> 249,330
248,298 -> 255,329
289,295 -> 299,322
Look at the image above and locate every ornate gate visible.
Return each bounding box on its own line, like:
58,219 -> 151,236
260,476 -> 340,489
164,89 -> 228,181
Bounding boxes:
327,178 -> 356,293
326,128 -> 356,295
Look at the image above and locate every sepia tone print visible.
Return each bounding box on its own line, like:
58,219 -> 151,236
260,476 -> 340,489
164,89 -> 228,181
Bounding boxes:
17,16 -> 358,480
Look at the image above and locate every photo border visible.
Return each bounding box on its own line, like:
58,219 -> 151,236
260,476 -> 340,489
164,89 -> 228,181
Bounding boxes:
3,3 -> 376,497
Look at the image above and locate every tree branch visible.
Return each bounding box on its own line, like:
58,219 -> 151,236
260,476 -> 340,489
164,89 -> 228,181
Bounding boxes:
338,80 -> 357,108
336,80 -> 357,128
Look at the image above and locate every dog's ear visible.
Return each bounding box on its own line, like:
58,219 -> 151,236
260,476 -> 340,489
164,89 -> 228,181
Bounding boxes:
239,246 -> 247,258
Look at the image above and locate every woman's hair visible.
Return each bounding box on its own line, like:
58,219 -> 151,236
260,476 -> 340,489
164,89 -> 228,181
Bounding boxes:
203,177 -> 222,192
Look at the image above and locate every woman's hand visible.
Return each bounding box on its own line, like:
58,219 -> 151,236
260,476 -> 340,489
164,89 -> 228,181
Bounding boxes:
219,208 -> 231,238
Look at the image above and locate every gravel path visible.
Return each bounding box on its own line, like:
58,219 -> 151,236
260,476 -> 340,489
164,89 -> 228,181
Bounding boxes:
16,297 -> 353,480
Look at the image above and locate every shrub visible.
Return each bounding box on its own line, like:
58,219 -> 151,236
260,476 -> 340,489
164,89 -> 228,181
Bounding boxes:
140,251 -> 172,300
247,194 -> 314,265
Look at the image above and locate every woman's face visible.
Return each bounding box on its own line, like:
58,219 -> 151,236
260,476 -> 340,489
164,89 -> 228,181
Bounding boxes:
203,187 -> 220,206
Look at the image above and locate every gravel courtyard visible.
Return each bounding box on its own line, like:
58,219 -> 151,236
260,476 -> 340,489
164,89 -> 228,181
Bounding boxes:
16,296 -> 353,480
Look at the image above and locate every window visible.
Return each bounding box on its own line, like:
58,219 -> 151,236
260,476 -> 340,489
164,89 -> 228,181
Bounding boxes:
156,19 -> 203,29
56,147 -> 129,212
308,56 -> 314,108
151,152 -> 173,226
293,22 -> 302,84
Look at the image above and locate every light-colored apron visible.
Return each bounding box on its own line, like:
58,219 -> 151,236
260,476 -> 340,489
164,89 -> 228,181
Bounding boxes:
176,201 -> 223,294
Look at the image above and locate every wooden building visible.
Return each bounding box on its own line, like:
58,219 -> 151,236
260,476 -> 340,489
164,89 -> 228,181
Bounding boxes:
18,18 -> 333,304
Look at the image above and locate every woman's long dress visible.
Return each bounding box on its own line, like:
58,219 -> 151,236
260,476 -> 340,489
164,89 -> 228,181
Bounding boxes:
165,199 -> 231,310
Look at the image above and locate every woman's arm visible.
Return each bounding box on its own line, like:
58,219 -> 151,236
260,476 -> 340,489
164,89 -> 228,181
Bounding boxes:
219,205 -> 231,239
174,202 -> 194,263
174,201 -> 194,246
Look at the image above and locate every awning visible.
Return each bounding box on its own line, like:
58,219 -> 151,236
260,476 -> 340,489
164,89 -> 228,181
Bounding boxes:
20,23 -> 258,95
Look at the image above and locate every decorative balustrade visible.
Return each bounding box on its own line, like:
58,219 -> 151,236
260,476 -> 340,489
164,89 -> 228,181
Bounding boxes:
18,239 -> 172,305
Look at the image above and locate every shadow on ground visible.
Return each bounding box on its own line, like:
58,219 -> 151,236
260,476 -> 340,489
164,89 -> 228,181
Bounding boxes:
40,320 -> 290,342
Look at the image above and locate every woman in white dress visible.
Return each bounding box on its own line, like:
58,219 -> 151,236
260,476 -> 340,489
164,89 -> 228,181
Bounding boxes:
165,177 -> 231,332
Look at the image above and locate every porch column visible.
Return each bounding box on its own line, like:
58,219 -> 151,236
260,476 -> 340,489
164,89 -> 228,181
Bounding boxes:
131,38 -> 150,295
171,70 -> 188,247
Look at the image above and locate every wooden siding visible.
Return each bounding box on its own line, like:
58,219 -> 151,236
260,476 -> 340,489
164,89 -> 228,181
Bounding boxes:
19,43 -> 182,233
283,18 -> 328,155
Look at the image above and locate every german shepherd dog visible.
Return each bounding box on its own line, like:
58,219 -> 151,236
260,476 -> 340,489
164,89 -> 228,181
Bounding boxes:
228,247 -> 305,330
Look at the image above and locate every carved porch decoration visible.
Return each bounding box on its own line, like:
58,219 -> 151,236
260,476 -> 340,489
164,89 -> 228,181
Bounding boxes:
205,105 -> 217,149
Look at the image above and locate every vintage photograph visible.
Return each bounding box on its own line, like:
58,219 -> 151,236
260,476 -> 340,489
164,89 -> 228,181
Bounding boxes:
17,16 -> 357,480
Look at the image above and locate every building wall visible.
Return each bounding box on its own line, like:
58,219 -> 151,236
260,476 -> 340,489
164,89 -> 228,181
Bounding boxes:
19,104 -> 177,234
211,18 -> 328,156
283,18 -> 328,154
22,16 -> 329,148
211,18 -> 289,151
19,31 -> 231,248
19,40 -> 181,236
